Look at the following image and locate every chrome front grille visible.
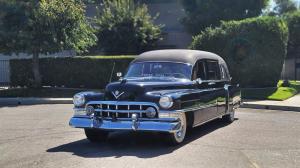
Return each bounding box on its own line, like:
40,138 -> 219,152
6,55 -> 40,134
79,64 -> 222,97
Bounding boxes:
87,101 -> 159,119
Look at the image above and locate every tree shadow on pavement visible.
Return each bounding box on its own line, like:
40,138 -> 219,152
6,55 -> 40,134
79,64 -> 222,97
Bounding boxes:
47,118 -> 236,158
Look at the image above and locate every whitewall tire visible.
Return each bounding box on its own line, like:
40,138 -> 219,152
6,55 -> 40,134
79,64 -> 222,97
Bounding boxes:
167,113 -> 187,145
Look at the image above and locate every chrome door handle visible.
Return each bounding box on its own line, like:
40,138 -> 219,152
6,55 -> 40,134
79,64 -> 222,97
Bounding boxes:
208,82 -> 216,85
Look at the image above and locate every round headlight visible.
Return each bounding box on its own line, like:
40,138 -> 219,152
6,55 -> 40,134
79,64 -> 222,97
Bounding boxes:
145,107 -> 157,118
73,93 -> 85,106
159,96 -> 173,109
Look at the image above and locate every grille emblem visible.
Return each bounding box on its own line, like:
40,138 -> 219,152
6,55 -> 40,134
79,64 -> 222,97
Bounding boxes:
112,90 -> 124,99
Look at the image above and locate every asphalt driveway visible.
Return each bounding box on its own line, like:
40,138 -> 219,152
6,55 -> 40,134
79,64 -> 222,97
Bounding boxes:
0,105 -> 299,168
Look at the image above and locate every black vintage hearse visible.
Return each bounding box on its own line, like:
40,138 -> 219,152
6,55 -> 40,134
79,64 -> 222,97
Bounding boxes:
69,49 -> 241,145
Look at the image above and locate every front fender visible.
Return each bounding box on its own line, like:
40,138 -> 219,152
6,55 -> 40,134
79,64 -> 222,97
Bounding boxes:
146,89 -> 204,110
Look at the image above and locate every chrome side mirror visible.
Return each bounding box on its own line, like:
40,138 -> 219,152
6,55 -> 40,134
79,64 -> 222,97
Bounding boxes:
116,72 -> 122,77
194,78 -> 203,85
116,72 -> 123,81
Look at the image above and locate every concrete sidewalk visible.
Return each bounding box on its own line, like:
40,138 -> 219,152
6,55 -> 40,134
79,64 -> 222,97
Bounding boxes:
0,98 -> 72,106
242,93 -> 300,112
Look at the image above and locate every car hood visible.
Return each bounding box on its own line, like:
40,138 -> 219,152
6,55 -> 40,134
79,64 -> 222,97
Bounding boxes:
104,78 -> 195,101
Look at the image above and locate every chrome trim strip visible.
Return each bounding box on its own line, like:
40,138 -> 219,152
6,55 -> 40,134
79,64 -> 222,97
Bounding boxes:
193,114 -> 224,128
161,104 -> 216,113
127,105 -> 130,117
95,109 -> 146,113
77,117 -> 178,122
86,101 -> 159,110
72,115 -> 178,122
75,102 -> 216,115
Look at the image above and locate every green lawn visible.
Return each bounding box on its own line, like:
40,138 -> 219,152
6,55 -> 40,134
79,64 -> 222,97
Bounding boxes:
0,87 -> 100,98
242,80 -> 300,101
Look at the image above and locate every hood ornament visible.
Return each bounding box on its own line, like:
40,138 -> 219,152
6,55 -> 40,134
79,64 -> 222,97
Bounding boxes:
112,90 -> 124,99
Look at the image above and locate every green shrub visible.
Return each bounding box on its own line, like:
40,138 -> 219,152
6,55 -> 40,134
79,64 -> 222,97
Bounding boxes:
190,16 -> 288,87
283,11 -> 300,58
10,56 -> 135,88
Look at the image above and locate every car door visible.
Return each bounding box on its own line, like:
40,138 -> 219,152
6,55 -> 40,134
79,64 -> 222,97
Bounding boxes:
191,60 -> 219,126
203,60 -> 225,119
215,64 -> 229,116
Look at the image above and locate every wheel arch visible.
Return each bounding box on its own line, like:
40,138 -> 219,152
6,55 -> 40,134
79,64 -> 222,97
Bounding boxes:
185,111 -> 194,129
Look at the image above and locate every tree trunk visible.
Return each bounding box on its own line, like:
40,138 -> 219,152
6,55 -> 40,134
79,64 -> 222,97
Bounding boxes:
32,51 -> 42,88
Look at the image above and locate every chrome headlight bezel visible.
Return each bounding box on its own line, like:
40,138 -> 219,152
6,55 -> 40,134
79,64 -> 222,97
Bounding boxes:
73,93 -> 85,107
159,95 -> 173,109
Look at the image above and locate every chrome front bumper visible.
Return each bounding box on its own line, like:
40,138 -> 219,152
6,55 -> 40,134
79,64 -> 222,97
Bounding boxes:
69,101 -> 184,133
69,117 -> 182,133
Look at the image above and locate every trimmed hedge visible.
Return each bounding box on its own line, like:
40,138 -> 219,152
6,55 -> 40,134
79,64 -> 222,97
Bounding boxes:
190,16 -> 289,87
10,56 -> 135,88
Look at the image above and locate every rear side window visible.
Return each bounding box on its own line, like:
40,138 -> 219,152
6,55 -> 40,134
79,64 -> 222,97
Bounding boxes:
206,60 -> 221,80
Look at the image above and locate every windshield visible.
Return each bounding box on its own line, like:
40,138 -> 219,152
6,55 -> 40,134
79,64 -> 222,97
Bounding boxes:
125,62 -> 192,80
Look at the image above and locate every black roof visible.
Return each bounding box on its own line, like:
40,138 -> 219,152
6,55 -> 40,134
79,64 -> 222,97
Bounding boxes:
133,49 -> 226,65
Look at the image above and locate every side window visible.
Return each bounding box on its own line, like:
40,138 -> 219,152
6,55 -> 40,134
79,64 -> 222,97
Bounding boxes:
197,61 -> 206,80
220,65 -> 230,80
192,60 -> 206,80
206,60 -> 221,80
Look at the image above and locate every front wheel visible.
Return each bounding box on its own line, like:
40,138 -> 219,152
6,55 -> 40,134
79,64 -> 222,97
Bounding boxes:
84,128 -> 108,143
166,113 -> 187,145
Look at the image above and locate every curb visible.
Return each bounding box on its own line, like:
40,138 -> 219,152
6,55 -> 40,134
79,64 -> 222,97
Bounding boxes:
241,103 -> 300,112
0,98 -> 73,106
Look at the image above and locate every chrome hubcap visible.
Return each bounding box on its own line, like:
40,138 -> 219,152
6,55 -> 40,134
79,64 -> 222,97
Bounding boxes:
176,126 -> 184,138
174,115 -> 186,142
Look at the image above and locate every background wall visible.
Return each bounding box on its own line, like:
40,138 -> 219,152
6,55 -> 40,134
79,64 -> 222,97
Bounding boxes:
86,0 -> 192,49
281,58 -> 300,80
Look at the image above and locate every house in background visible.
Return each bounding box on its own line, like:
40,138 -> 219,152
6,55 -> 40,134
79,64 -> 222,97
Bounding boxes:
281,56 -> 300,81
86,0 -> 192,49
145,0 -> 192,49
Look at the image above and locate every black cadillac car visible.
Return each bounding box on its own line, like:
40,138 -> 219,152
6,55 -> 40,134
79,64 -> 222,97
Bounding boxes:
69,49 -> 241,145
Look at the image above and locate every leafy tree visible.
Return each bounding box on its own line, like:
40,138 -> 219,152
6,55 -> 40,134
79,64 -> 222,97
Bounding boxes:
94,0 -> 162,54
181,0 -> 270,35
272,0 -> 298,15
0,0 -> 96,87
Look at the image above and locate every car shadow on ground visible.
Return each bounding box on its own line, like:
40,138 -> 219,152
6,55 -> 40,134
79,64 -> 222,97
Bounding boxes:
47,118 -> 237,158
